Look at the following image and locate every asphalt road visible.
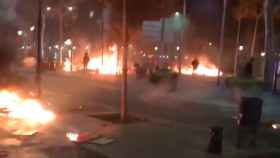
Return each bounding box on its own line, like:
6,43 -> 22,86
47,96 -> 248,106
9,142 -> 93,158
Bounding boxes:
7,70 -> 280,158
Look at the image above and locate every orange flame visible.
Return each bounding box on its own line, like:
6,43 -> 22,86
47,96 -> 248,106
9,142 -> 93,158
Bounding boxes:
175,58 -> 223,77
0,90 -> 55,125
87,45 -> 121,75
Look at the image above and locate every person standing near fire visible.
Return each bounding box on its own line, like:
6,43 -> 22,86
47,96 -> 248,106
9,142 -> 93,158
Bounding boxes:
83,52 -> 90,72
191,58 -> 199,74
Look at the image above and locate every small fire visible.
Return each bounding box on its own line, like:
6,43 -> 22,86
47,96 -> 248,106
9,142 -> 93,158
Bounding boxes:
0,90 -> 55,125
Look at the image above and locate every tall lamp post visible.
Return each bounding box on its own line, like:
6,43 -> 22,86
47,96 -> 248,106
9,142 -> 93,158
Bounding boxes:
36,0 -> 43,97
121,0 -> 128,122
217,0 -> 227,86
178,0 -> 187,75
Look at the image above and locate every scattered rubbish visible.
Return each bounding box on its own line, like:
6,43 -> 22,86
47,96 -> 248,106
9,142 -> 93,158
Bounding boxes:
66,132 -> 100,144
91,137 -> 115,145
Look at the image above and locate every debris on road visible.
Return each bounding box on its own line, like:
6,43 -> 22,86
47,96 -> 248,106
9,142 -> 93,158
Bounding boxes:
66,132 -> 100,144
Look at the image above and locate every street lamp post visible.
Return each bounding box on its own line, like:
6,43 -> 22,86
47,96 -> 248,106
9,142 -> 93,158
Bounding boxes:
178,0 -> 187,75
121,0 -> 128,122
59,0 -> 64,68
217,0 -> 227,86
36,0 -> 43,97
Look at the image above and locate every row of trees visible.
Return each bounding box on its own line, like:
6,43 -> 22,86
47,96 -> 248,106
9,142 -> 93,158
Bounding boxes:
231,0 -> 280,89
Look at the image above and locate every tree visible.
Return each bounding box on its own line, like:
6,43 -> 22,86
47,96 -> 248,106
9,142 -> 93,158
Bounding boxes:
232,0 -> 252,76
249,0 -> 263,58
263,0 -> 276,89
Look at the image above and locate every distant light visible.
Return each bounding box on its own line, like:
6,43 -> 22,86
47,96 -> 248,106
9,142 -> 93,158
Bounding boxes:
46,6 -> 52,11
184,56 -> 188,60
272,124 -> 280,130
176,46 -> 180,51
64,39 -> 72,46
175,11 -> 180,16
72,46 -> 76,50
261,52 -> 266,57
209,42 -> 213,46
30,26 -> 35,32
68,6 -> 74,12
166,56 -> 169,59
17,30 -> 23,36
85,45 -> 90,50
154,46 -> 159,51
21,46 -> 25,49
48,46 -> 52,50
238,45 -> 244,51
54,45 -> 59,49
89,10 -> 94,18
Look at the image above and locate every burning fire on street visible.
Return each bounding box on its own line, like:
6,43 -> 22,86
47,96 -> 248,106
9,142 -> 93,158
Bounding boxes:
63,45 -> 121,75
0,90 -> 55,135
174,58 -> 223,77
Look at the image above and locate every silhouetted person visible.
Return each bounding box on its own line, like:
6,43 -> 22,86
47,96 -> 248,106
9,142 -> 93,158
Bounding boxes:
83,52 -> 90,72
191,58 -> 199,73
244,58 -> 254,78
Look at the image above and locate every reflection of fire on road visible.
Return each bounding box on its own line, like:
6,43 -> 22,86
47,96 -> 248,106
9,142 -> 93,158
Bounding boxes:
174,58 -> 223,77
0,90 -> 55,135
63,45 -> 121,75
63,58 -> 72,72
23,57 -> 36,68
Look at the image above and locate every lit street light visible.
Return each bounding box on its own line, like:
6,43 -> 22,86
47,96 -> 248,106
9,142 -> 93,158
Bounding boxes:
17,30 -> 23,36
154,46 -> 159,51
238,45 -> 244,51
30,26 -> 35,32
89,10 -> 94,18
46,6 -> 51,11
64,39 -> 72,46
68,6 -> 74,12
176,46 -> 180,51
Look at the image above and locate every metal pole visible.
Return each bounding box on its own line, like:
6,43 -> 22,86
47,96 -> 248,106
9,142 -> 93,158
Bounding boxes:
217,0 -> 227,86
36,0 -> 43,97
101,9 -> 104,66
59,0 -> 64,68
70,50 -> 73,72
234,19 -> 241,76
121,0 -> 128,122
179,0 -> 187,75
